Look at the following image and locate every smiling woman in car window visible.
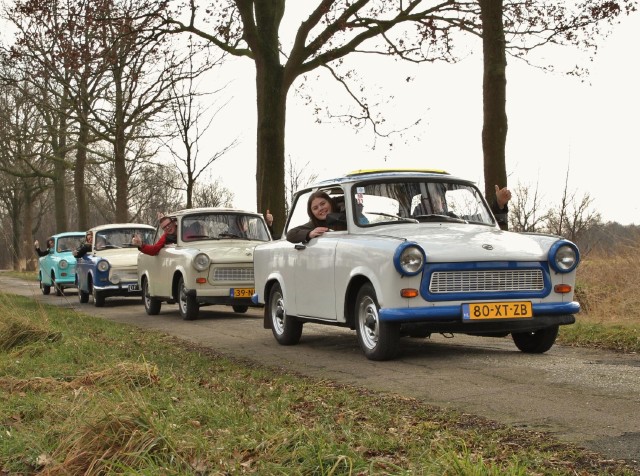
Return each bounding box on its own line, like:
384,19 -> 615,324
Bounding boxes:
286,191 -> 346,244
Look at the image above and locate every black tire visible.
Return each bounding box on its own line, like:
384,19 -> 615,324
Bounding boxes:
143,277 -> 162,315
40,277 -> 51,296
268,282 -> 302,345
78,287 -> 89,303
178,276 -> 199,320
52,274 -> 63,296
512,325 -> 559,353
232,305 -> 248,314
77,275 -> 89,303
355,283 -> 400,361
93,284 -> 105,307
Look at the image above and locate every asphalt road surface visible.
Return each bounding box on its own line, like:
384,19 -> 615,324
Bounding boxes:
2,273 -> 638,469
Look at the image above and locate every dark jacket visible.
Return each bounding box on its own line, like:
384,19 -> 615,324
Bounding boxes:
35,246 -> 50,257
74,242 -> 93,259
491,201 -> 509,231
286,218 -> 346,244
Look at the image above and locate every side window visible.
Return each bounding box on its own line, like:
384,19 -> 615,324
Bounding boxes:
286,191 -> 313,233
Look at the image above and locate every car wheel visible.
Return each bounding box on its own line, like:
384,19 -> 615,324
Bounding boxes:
268,282 -> 302,345
52,274 -> 63,296
40,275 -> 51,295
232,305 -> 248,314
355,283 -> 400,361
178,276 -> 199,320
78,287 -> 89,303
93,284 -> 105,307
512,325 -> 559,353
143,277 -> 161,315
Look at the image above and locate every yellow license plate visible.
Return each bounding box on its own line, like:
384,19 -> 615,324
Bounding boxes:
231,288 -> 254,298
462,301 -> 533,320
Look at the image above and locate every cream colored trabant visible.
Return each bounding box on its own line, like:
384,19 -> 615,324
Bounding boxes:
252,169 -> 581,361
137,208 -> 272,320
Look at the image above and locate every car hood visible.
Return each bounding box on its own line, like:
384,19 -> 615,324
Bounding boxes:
360,223 -> 561,262
94,249 -> 140,267
188,242 -> 258,261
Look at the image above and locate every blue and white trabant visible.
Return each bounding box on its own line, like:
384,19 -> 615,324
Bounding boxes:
75,223 -> 155,307
252,169 -> 581,361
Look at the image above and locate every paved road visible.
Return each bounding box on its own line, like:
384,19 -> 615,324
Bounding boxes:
2,274 -> 639,468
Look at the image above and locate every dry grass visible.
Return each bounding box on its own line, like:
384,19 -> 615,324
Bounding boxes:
576,244 -> 640,325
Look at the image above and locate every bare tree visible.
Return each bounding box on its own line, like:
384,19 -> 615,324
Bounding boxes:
545,167 -> 602,246
164,37 -> 237,208
508,181 -> 548,233
285,156 -> 318,215
467,1 -> 633,204
192,179 -> 234,208
161,1 -> 466,232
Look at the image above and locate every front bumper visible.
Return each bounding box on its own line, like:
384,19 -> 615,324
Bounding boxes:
93,281 -> 141,297
185,289 -> 261,307
378,302 -> 579,333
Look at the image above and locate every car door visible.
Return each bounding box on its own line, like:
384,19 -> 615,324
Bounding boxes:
293,233 -> 342,320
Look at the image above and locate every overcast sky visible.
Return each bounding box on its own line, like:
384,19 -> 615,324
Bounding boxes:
205,8 -> 639,226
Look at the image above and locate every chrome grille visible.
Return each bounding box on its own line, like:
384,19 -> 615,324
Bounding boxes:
110,270 -> 138,282
212,267 -> 254,282
429,269 -> 544,294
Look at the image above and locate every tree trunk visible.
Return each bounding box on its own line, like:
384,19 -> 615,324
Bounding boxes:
249,0 -> 287,234
255,62 -> 287,234
480,0 -> 508,203
114,67 -> 129,223
53,156 -> 68,232
22,187 -> 35,271
74,76 -> 91,230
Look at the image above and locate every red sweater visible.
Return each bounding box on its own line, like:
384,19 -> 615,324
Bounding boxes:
139,233 -> 171,256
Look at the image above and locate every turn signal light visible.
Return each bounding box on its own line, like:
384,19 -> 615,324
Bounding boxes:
401,288 -> 419,298
554,284 -> 572,294
196,277 -> 207,284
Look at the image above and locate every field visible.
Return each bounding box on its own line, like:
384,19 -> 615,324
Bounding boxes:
558,246 -> 640,353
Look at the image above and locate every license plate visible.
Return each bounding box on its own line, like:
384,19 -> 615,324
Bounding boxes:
128,284 -> 140,292
462,301 -> 532,320
231,288 -> 254,298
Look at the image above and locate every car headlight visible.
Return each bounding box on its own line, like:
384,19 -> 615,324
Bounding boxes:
193,253 -> 210,272
393,242 -> 426,276
111,274 -> 121,284
549,241 -> 580,273
59,260 -> 68,269
97,260 -> 110,272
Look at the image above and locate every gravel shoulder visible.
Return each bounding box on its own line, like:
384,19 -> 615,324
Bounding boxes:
2,273 -> 639,469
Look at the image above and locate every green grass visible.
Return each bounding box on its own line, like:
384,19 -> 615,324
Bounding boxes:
0,294 -> 636,475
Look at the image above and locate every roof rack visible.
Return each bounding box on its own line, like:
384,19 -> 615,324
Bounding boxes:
345,168 -> 449,176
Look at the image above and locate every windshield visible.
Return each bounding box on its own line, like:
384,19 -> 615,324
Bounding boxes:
95,227 -> 155,250
181,213 -> 271,242
56,235 -> 84,253
352,179 -> 495,226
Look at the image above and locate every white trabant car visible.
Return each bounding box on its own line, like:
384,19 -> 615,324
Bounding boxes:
137,208 -> 272,320
76,223 -> 156,306
252,169 -> 581,361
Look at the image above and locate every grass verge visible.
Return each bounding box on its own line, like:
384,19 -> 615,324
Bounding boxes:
0,294 -> 637,475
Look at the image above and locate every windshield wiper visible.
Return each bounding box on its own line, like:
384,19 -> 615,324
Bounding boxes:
414,214 -> 467,224
367,212 -> 418,223
218,232 -> 249,240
